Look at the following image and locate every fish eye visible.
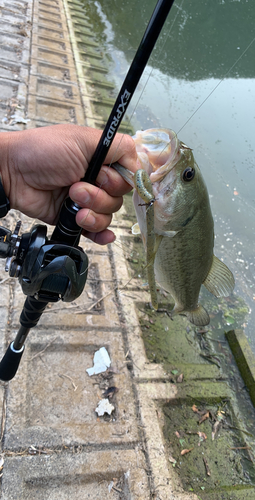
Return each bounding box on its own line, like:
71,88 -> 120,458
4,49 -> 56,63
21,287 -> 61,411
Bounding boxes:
182,167 -> 195,182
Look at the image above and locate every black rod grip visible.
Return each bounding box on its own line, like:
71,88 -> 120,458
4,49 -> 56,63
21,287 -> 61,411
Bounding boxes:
0,342 -> 24,381
19,296 -> 48,329
51,197 -> 81,245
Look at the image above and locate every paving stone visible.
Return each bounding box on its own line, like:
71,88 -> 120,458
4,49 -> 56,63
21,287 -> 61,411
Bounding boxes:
0,60 -> 21,80
31,44 -> 70,65
30,58 -> 77,82
2,449 -> 149,500
0,11 -> 27,24
27,95 -> 84,124
36,35 -> 70,52
36,25 -> 67,38
0,260 -> 10,361
0,308 -> 8,360
29,75 -> 80,102
36,16 -> 63,30
0,79 -> 19,100
4,325 -> 138,449
39,0 -> 61,13
227,328 -> 255,406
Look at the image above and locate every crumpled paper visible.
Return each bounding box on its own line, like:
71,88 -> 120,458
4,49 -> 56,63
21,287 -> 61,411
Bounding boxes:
95,398 -> 114,416
86,347 -> 111,376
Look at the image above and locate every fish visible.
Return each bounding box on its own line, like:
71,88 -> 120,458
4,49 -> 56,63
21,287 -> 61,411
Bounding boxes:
113,128 -> 235,326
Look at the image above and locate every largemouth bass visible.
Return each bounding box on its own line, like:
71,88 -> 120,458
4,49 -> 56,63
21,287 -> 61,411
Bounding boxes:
114,128 -> 234,326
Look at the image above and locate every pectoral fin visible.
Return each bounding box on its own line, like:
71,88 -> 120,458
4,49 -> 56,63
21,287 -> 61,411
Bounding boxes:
203,255 -> 235,298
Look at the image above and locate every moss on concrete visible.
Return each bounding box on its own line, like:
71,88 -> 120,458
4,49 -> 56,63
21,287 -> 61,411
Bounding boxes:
162,398 -> 255,497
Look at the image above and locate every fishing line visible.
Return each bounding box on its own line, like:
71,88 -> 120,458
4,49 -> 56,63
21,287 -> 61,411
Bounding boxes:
176,35 -> 255,136
151,34 -> 255,167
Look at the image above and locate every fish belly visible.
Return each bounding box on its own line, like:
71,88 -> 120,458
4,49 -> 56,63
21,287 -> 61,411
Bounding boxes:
154,225 -> 214,314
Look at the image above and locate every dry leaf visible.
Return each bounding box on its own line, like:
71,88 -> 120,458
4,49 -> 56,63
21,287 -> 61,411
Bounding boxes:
212,420 -> 221,440
199,411 -> 210,424
192,404 -> 199,413
181,447 -> 194,455
197,431 -> 207,446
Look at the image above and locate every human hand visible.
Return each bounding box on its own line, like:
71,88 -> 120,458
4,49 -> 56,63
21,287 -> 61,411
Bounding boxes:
0,124 -> 139,244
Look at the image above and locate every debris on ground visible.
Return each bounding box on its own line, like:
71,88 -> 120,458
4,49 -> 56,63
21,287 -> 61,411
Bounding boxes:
198,411 -> 210,424
102,386 -> 119,398
197,431 -> 207,446
203,456 -> 211,476
212,410 -> 226,440
176,373 -> 184,383
86,347 -> 111,376
169,453 -> 177,466
9,114 -> 30,125
181,447 -> 194,455
95,398 -> 115,416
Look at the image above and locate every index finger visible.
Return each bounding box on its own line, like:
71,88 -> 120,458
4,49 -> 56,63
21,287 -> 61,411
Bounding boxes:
104,132 -> 139,174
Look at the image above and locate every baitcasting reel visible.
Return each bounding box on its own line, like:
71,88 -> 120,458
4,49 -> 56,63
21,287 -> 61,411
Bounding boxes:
0,219 -> 88,381
0,221 -> 88,302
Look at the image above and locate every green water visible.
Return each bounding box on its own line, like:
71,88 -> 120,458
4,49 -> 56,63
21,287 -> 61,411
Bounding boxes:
84,0 -> 255,351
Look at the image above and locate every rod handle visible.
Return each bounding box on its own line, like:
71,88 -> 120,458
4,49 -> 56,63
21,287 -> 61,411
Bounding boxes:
20,296 -> 48,329
0,342 -> 24,381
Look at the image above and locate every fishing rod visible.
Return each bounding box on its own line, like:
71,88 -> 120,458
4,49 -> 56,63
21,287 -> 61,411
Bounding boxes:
0,0 -> 175,381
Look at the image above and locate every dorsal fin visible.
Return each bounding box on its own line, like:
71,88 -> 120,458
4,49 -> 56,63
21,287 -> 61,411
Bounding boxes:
203,255 -> 235,298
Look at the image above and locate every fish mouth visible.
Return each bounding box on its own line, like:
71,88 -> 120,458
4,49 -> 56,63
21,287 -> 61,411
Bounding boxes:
132,128 -> 181,183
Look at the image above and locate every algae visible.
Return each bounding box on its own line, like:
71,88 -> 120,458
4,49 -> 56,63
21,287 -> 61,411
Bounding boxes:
120,191 -> 255,498
163,399 -> 255,498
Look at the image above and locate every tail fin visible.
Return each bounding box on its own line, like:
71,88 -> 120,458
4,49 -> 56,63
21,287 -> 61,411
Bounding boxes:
179,304 -> 210,326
